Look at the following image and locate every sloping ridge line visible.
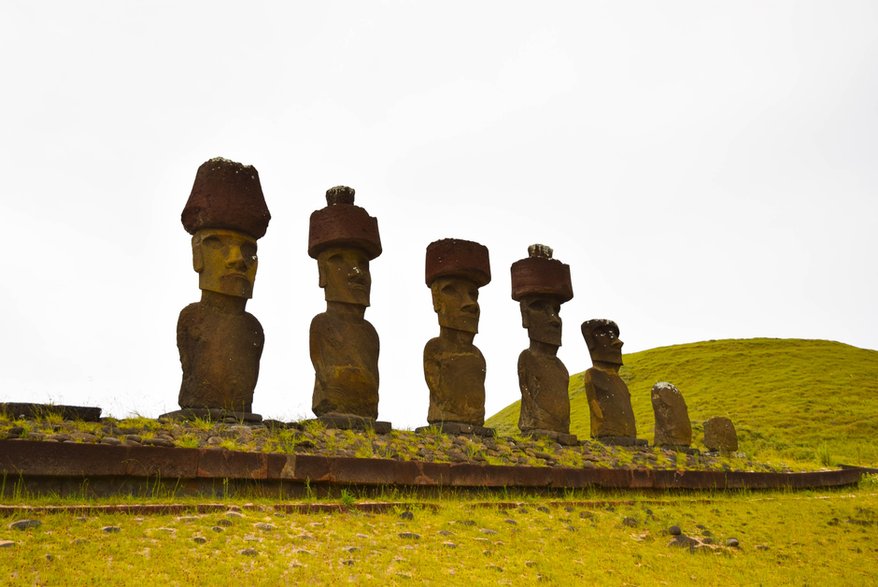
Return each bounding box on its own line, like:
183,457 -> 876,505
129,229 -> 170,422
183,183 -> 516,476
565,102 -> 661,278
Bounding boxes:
0,440 -> 864,490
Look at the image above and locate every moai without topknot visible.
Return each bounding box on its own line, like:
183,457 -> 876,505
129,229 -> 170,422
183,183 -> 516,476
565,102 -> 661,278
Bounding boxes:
169,157 -> 271,422
511,244 -> 578,445
308,186 -> 390,432
581,319 -> 645,445
651,381 -> 694,451
420,238 -> 494,436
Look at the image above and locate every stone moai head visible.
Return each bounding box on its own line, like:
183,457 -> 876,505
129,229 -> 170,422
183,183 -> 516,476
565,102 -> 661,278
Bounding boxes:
425,239 -> 491,334
511,244 -> 573,347
581,319 -> 624,366
308,186 -> 382,307
181,157 -> 271,298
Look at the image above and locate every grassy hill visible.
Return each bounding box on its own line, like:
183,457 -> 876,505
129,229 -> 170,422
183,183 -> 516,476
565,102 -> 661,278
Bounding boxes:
486,338 -> 878,466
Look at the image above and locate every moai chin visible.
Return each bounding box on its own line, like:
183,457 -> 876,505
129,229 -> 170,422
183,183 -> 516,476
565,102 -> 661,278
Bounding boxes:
173,157 -> 271,420
308,186 -> 389,432
581,319 -> 643,446
421,238 -> 494,436
511,244 -> 578,445
651,381 -> 693,451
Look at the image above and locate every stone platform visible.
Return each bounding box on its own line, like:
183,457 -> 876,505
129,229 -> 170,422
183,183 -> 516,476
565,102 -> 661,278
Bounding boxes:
0,440 -> 867,498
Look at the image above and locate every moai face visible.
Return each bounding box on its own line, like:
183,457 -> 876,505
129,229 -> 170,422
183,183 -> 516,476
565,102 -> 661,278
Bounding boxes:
318,246 -> 371,306
431,276 -> 480,333
192,228 -> 258,298
583,320 -> 624,365
520,296 -> 562,347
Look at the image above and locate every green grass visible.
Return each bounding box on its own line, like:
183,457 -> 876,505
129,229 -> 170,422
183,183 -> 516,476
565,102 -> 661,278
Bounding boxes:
487,338 -> 878,466
2,489 -> 876,584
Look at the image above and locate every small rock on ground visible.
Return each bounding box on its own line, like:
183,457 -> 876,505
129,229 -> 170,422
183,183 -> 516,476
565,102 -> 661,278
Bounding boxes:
240,548 -> 258,556
10,520 -> 41,531
726,538 -> 740,548
102,526 -> 121,533
193,536 -> 207,544
398,532 -> 420,540
668,525 -> 682,536
0,541 -> 15,548
399,511 -> 414,520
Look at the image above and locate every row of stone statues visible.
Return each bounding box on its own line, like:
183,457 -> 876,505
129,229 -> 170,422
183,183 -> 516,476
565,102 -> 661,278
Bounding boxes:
170,157 -> 727,450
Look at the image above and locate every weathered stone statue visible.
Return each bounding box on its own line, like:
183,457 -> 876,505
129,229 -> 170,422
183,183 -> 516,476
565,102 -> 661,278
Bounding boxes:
651,381 -> 693,450
511,244 -> 577,445
581,319 -> 644,445
172,157 -> 270,421
308,186 -> 389,432
421,238 -> 493,436
703,416 -> 738,452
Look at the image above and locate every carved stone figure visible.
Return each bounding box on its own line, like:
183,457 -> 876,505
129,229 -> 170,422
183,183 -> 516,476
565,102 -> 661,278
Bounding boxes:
308,186 -> 389,431
651,381 -> 692,449
174,157 -> 270,418
703,416 -> 738,452
581,319 -> 643,445
422,238 -> 493,435
511,244 -> 577,445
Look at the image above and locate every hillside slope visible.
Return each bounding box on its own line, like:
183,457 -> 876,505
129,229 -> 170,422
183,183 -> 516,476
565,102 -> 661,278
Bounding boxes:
486,338 -> 878,466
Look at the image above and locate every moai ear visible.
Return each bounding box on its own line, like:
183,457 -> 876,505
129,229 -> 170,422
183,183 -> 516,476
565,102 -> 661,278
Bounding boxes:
192,236 -> 204,273
317,258 -> 328,288
520,301 -> 530,329
431,285 -> 442,314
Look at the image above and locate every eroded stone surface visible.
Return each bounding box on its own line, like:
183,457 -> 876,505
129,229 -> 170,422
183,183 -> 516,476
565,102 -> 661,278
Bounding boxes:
511,245 -> 575,439
651,382 -> 692,448
581,319 -> 637,441
703,417 -> 738,452
424,239 -> 491,427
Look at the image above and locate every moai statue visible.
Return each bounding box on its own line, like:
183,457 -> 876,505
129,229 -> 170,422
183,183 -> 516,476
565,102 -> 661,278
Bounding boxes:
170,157 -> 270,422
703,416 -> 738,453
511,244 -> 578,445
651,381 -> 693,451
581,319 -> 644,446
420,238 -> 494,436
308,186 -> 390,432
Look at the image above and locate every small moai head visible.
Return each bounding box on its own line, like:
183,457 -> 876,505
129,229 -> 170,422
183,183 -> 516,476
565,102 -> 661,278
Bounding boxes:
425,239 -> 491,334
181,158 -> 271,299
511,244 -> 573,347
581,318 -> 624,366
308,186 -> 381,307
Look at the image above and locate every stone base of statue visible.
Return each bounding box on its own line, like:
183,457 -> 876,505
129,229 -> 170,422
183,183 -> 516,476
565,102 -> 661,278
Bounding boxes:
416,422 -> 496,437
521,428 -> 579,446
159,408 -> 263,425
657,444 -> 701,455
594,435 -> 648,447
0,403 -> 101,422
308,414 -> 392,434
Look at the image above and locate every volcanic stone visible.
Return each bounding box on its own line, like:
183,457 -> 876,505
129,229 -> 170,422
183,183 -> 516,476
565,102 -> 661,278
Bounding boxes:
703,416 -> 739,452
651,382 -> 692,448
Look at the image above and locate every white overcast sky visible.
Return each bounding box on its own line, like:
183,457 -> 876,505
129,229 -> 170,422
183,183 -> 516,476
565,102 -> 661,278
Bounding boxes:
1,1 -> 876,426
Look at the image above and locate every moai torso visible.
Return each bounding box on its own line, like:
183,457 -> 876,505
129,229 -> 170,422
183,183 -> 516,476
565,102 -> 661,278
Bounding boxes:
310,311 -> 379,419
424,335 -> 486,425
583,366 -> 636,439
517,350 -> 570,434
177,300 -> 264,412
